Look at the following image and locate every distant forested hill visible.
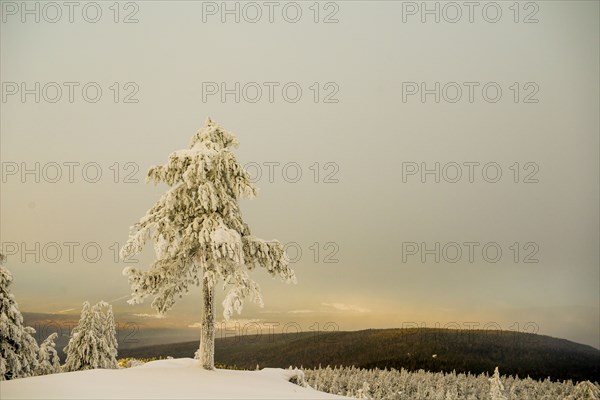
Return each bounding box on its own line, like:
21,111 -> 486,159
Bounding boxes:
119,328 -> 599,382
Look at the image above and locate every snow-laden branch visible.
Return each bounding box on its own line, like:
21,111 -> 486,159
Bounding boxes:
243,236 -> 296,283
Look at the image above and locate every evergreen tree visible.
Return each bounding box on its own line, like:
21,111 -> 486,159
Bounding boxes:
35,332 -> 61,376
572,381 -> 600,400
91,301 -> 118,369
63,302 -> 97,372
102,303 -> 119,368
63,301 -> 118,371
489,367 -> 507,400
120,118 -> 296,369
0,253 -> 39,380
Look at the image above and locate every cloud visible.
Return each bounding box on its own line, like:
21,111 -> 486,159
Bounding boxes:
107,294 -> 131,303
56,308 -> 76,314
133,313 -> 165,319
287,309 -> 314,314
322,303 -> 371,313
188,319 -> 263,329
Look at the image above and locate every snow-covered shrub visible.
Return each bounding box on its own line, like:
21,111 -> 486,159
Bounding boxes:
118,358 -> 146,368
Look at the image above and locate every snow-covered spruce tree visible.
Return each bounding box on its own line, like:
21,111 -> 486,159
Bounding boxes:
102,303 -> 119,368
489,367 -> 507,400
35,332 -> 61,376
91,301 -> 118,369
63,301 -> 118,371
120,118 -> 296,369
0,253 -> 39,380
63,302 -> 97,371
571,381 -> 600,400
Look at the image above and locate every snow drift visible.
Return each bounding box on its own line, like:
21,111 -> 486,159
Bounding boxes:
0,358 -> 349,399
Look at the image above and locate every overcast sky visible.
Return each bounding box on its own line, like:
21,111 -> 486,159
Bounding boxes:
1,1 -> 598,348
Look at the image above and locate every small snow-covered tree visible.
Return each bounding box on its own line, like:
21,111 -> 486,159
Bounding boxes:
35,332 -> 61,376
92,301 -> 118,369
356,382 -> 372,399
63,302 -> 96,371
102,303 -> 119,367
489,367 -> 507,400
572,381 -> 600,400
63,301 -> 118,371
0,253 -> 39,380
120,118 -> 296,369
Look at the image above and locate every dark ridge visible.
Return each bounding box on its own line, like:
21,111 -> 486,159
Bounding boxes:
119,328 -> 600,383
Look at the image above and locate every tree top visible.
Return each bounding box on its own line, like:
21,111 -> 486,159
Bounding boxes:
189,117 -> 239,151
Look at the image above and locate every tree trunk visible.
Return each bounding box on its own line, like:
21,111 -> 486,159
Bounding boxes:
198,278 -> 215,370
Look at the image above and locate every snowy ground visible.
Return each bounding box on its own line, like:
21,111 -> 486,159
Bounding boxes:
1,358 -> 350,399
